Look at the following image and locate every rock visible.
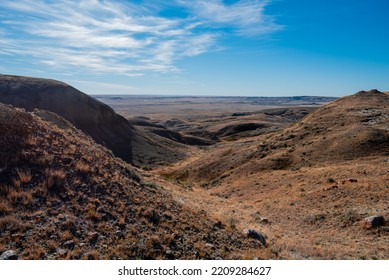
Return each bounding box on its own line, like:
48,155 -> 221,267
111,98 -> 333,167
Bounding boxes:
243,229 -> 267,246
347,178 -> 358,183
0,250 -> 19,260
115,230 -> 124,238
88,232 -> 99,244
56,249 -> 67,257
324,185 -> 338,191
260,217 -> 270,224
63,240 -> 75,250
165,249 -> 175,259
379,226 -> 389,232
213,221 -> 226,230
363,216 -> 385,229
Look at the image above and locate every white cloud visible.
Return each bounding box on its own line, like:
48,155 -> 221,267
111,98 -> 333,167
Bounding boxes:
176,0 -> 281,35
0,0 -> 280,76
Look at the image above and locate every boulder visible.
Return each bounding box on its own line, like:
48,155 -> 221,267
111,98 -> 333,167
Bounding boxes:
243,229 -> 266,246
362,215 -> 385,229
0,250 -> 19,260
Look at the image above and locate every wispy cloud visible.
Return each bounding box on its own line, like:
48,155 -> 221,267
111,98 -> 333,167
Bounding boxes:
0,0 -> 280,76
176,0 -> 281,36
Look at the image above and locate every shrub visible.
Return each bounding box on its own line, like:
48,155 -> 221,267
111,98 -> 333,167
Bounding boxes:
327,178 -> 335,183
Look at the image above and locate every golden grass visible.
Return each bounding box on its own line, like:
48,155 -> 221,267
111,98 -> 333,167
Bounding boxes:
75,161 -> 91,173
45,168 -> 66,192
16,168 -> 32,184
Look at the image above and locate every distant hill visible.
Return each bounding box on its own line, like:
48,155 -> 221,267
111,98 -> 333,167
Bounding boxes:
158,90 -> 389,260
0,75 -> 185,166
0,103 -> 260,259
270,89 -> 389,165
243,95 -> 337,105
167,89 -> 389,183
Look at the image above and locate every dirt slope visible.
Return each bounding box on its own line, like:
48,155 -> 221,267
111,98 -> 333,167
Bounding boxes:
0,75 -> 186,166
0,103 -> 264,259
156,90 -> 389,259
166,90 -> 389,184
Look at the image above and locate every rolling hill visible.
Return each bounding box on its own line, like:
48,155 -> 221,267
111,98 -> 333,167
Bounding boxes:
158,90 -> 389,259
0,103 -> 262,259
0,75 -> 188,167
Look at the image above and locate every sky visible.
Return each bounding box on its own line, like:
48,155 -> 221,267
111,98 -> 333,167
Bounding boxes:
0,0 -> 388,96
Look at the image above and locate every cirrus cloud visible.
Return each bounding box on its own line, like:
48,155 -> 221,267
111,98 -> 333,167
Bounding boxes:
0,0 -> 280,76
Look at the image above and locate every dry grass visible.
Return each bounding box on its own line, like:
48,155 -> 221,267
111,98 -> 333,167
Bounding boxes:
7,189 -> 33,206
59,230 -> 73,242
4,90 -> 388,260
75,161 -> 91,173
16,168 -> 32,184
45,169 -> 66,193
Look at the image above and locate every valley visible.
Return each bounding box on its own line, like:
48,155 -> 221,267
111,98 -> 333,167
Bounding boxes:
99,91 -> 389,259
1,75 -> 388,260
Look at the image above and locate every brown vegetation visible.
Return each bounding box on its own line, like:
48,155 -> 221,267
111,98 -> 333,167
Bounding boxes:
155,90 -> 389,259
0,103 -> 262,260
1,81 -> 388,260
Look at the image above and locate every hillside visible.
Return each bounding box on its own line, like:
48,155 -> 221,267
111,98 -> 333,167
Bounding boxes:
0,75 -> 187,167
0,103 -> 264,260
157,90 -> 389,259
165,90 -> 389,184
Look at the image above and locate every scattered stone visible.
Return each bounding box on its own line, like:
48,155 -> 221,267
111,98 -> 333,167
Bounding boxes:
362,216 -> 385,229
88,232 -> 99,244
348,178 -> 358,183
379,226 -> 389,232
213,221 -> 226,230
56,249 -> 67,257
324,185 -> 338,191
165,249 -> 175,259
0,250 -> 19,260
243,229 -> 267,246
260,217 -> 270,224
63,240 -> 75,250
115,230 -> 124,238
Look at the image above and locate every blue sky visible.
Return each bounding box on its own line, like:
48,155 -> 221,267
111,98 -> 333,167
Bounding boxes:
0,0 -> 388,96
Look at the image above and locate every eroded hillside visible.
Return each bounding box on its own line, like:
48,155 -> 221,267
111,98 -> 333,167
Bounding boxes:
0,103 -> 265,259
0,75 -> 189,167
157,90 -> 389,259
